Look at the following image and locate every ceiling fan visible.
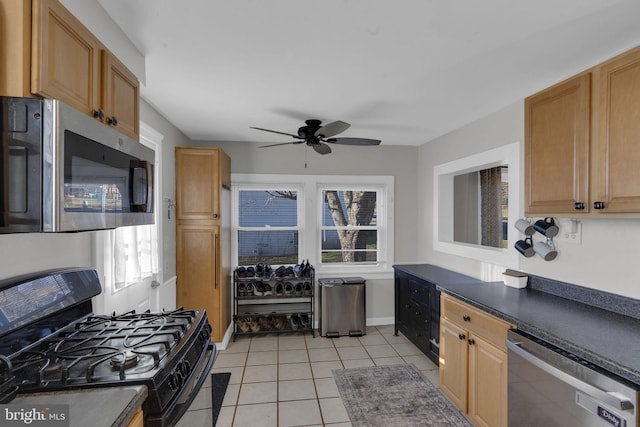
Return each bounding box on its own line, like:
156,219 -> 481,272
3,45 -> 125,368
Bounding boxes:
251,119 -> 381,155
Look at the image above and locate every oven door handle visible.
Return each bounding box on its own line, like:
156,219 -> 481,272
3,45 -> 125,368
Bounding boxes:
507,339 -> 634,411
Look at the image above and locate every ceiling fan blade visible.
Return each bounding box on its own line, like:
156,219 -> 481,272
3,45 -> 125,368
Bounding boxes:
250,126 -> 301,139
315,120 -> 350,138
259,141 -> 297,148
312,143 -> 332,155
325,137 -> 381,146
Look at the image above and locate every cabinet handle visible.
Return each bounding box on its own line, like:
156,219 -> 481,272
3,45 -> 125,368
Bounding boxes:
574,202 -> 585,210
593,201 -> 606,210
93,109 -> 105,120
107,116 -> 119,126
463,315 -> 471,322
458,333 -> 466,340
468,338 -> 475,345
213,213 -> 219,219
214,233 -> 219,289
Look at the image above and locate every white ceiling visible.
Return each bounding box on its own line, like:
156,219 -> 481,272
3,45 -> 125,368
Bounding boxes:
99,0 -> 640,147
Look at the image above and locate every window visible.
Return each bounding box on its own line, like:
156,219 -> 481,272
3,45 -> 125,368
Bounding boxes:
433,141 -> 520,267
237,188 -> 300,265
320,189 -> 378,264
232,174 -> 394,276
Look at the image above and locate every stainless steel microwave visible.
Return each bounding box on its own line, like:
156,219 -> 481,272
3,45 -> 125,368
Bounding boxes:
0,96 -> 154,233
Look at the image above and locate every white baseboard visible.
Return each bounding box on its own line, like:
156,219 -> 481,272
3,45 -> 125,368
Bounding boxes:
366,316 -> 394,326
215,323 -> 234,351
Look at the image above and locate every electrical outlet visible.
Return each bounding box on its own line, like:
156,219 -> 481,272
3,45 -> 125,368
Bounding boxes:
558,219 -> 582,244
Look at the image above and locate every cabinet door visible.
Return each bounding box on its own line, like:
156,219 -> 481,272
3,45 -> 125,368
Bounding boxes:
439,317 -> 468,411
176,148 -> 222,221
395,275 -> 412,329
31,0 -> 101,116
596,47 -> 640,213
102,50 -> 140,139
468,334 -> 508,427
176,223 -> 225,341
0,0 -> 32,96
525,73 -> 590,214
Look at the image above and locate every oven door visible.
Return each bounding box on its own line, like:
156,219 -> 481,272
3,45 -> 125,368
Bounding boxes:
507,330 -> 638,427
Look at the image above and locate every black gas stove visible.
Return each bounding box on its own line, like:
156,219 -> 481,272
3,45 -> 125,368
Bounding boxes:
0,268 -> 215,427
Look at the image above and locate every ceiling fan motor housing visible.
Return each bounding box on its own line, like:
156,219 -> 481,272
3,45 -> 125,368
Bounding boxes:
299,119 -> 323,143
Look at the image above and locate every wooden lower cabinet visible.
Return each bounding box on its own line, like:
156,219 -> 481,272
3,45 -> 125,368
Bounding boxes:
439,317 -> 468,410
176,223 -> 229,342
468,334 -> 508,427
440,294 -> 511,427
126,409 -> 144,427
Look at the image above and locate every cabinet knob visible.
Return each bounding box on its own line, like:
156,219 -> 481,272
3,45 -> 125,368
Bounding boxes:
463,315 -> 471,322
213,213 -> 219,219
415,311 -> 421,316
574,202 -> 585,210
468,338 -> 475,345
593,201 -> 606,210
93,109 -> 105,120
107,116 -> 119,126
458,333 -> 466,340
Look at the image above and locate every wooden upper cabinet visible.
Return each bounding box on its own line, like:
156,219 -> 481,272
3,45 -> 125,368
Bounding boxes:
596,47 -> 640,213
525,73 -> 591,215
525,45 -> 640,216
0,0 -> 33,96
102,50 -> 140,140
29,0 -> 140,139
176,148 -> 231,221
31,0 -> 101,115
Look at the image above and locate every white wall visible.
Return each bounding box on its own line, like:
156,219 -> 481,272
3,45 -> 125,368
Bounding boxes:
195,140 -> 421,322
418,101 -> 640,300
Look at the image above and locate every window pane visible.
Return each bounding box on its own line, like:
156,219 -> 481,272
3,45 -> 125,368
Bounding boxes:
239,190 -> 297,227
238,230 -> 299,265
320,229 -> 377,263
321,191 -> 377,227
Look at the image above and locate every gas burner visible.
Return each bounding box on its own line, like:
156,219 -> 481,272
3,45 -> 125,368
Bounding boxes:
110,352 -> 139,369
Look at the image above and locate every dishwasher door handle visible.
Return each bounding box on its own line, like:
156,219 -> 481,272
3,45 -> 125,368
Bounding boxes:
506,339 -> 635,411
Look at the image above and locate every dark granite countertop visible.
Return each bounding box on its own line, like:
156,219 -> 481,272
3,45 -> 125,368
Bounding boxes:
11,385 -> 147,427
393,264 -> 485,286
393,264 -> 640,385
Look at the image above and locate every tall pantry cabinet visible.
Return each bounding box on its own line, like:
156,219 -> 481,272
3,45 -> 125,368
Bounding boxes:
176,148 -> 231,342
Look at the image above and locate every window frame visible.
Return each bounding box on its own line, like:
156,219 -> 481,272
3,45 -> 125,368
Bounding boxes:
234,183 -> 304,266
232,174 -> 394,278
317,185 -> 383,268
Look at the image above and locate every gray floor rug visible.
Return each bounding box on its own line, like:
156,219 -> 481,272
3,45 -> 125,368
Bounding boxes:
333,364 -> 473,427
211,373 -> 230,426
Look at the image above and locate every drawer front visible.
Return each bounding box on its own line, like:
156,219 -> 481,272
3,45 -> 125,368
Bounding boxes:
441,294 -> 512,350
407,277 -> 430,305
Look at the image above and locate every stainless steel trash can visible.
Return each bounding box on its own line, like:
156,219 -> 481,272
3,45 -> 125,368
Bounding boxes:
318,277 -> 366,337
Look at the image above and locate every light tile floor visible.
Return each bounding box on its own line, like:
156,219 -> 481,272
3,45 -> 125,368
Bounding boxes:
206,324 -> 440,427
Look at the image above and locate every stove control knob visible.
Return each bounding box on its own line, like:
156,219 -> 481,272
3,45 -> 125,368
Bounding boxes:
168,370 -> 184,391
178,360 -> 191,377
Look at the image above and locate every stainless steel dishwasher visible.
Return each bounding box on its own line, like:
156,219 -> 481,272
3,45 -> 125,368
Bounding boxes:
507,329 -> 639,427
318,277 -> 365,337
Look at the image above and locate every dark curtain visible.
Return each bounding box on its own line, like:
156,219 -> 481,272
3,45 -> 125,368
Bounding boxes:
480,167 -> 503,247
